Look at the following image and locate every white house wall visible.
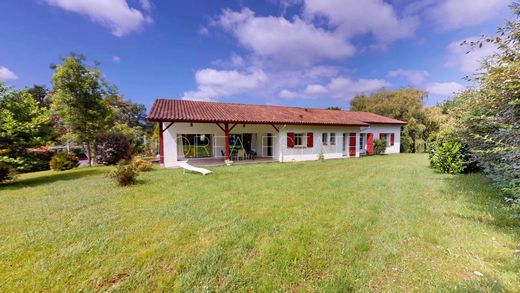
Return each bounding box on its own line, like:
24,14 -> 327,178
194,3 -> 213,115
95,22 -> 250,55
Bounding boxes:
161,122 -> 402,167
278,125 -> 361,162
360,124 -> 401,154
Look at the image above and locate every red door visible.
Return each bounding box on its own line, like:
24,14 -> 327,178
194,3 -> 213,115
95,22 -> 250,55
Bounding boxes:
367,133 -> 374,155
349,133 -> 356,156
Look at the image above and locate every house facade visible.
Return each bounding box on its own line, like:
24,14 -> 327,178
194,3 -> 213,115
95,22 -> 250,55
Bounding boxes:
148,99 -> 406,167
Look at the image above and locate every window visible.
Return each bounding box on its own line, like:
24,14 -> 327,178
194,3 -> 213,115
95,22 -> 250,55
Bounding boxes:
359,133 -> 365,150
322,133 -> 328,145
330,133 -> 336,145
294,133 -> 305,146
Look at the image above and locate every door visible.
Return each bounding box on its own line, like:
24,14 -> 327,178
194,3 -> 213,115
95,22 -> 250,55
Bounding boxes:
266,133 -> 273,156
366,133 -> 374,155
243,133 -> 252,151
349,133 -> 356,157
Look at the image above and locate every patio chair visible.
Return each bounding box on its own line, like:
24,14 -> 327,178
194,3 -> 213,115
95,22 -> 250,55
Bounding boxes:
237,148 -> 245,160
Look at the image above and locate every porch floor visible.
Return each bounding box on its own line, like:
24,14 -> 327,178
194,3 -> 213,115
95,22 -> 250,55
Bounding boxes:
184,157 -> 276,167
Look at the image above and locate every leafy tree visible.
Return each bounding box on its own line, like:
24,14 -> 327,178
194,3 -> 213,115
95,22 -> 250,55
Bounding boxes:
450,4 -> 520,197
0,82 -> 51,171
27,85 -> 50,108
350,88 -> 430,153
50,54 -> 114,166
105,90 -> 147,128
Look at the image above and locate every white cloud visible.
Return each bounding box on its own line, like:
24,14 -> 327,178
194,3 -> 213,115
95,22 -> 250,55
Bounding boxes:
280,76 -> 389,99
212,53 -> 246,68
112,56 -> 121,62
387,69 -> 430,85
428,0 -> 509,31
426,82 -> 465,96
182,68 -> 267,101
43,0 -> 152,37
214,8 -> 355,65
0,66 -> 18,81
303,0 -> 419,44
279,89 -> 300,99
445,37 -> 497,73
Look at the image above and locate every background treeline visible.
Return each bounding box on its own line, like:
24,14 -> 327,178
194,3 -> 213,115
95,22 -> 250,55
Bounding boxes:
0,54 -> 158,182
351,4 -> 520,198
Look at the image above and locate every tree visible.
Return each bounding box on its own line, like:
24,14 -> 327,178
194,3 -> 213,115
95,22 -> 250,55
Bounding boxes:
326,106 -> 341,110
105,89 -> 147,128
350,88 -> 430,153
0,82 -> 51,171
50,54 -> 114,166
27,85 -> 50,108
450,3 -> 520,197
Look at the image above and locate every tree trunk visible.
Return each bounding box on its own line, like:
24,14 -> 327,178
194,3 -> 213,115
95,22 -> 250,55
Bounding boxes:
86,142 -> 92,166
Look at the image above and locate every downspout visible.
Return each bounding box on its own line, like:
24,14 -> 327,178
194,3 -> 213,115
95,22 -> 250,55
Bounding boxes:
280,124 -> 287,163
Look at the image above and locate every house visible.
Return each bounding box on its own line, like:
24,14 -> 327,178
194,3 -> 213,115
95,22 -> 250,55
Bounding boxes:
147,99 -> 406,167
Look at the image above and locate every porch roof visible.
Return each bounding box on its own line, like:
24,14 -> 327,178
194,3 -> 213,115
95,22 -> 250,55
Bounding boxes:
148,99 -> 406,126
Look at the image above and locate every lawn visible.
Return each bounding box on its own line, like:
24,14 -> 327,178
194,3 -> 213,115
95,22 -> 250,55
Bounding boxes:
1,154 -> 519,291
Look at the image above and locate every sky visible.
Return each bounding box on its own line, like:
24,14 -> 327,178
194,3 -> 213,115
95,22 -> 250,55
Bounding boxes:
0,0 -> 512,110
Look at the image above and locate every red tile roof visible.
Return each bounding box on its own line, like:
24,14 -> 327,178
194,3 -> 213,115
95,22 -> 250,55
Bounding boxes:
147,99 -> 406,126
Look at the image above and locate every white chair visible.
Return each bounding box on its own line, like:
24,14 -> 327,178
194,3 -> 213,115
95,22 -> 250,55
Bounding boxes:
178,160 -> 212,175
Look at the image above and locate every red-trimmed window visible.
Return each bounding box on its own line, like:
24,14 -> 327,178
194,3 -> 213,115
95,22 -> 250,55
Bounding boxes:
390,133 -> 395,146
287,132 -> 294,148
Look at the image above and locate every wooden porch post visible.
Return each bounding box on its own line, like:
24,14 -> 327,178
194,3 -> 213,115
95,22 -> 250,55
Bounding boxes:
224,123 -> 230,160
159,122 -> 164,166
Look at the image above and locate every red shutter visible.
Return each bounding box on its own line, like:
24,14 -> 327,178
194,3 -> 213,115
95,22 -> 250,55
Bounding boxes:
287,132 -> 294,148
349,133 -> 356,157
307,132 -> 313,147
367,133 -> 374,155
390,133 -> 395,146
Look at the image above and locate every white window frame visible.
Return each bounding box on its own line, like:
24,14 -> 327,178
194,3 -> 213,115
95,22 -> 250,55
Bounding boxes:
322,132 -> 328,145
294,133 -> 306,147
330,132 -> 336,145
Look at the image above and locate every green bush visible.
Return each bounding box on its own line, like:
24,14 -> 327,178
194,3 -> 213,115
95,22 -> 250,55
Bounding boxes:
429,139 -> 467,174
373,139 -> 386,155
49,152 -> 79,171
95,133 -> 131,165
0,162 -> 16,183
132,157 -> 153,172
108,161 -> 138,186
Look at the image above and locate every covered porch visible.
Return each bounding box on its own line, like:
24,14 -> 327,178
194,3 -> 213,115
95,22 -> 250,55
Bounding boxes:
183,156 -> 276,167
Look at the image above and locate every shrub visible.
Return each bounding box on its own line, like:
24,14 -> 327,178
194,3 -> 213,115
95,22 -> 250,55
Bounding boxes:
49,152 -> 79,171
373,139 -> 387,155
95,133 -> 131,165
429,139 -> 467,174
0,162 -> 16,183
133,157 -> 153,172
108,161 -> 138,186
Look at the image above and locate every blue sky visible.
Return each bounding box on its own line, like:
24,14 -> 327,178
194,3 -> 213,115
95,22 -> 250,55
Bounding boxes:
0,0 -> 511,110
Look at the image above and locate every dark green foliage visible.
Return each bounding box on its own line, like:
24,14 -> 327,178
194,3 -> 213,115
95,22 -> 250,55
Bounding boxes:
95,133 -> 131,165
0,162 -> 16,183
326,106 -> 341,110
373,139 -> 386,155
22,149 -> 54,172
49,152 -> 79,171
108,161 -> 138,186
448,5 -> 520,197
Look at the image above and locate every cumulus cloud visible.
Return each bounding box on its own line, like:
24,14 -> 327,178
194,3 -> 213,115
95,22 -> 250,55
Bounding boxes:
214,8 -> 355,65
428,0 -> 509,31
303,0 -> 418,44
0,66 -> 18,81
181,68 -> 267,101
387,69 -> 430,85
445,36 -> 497,73
280,76 -> 389,99
426,82 -> 465,96
42,0 -> 152,37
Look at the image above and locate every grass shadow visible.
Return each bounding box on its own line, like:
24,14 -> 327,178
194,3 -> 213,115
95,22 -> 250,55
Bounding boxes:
0,168 -> 105,191
443,173 -> 520,241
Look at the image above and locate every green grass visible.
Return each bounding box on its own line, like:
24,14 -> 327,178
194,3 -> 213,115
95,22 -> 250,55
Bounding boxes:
1,154 -> 519,291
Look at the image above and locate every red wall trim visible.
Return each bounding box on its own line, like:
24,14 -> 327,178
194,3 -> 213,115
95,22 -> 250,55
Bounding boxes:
159,122 -> 164,165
